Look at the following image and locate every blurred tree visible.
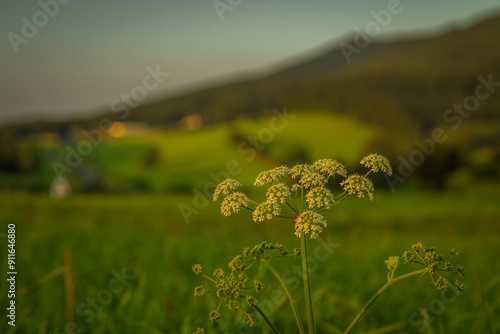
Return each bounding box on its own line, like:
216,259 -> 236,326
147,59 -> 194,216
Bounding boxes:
142,146 -> 162,167
0,128 -> 17,172
0,128 -> 39,173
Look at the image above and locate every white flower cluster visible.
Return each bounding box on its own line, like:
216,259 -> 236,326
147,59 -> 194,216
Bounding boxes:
254,166 -> 290,186
312,158 -> 347,178
294,211 -> 327,239
306,187 -> 334,209
289,164 -> 314,179
213,154 -> 391,240
252,201 -> 281,222
266,183 -> 291,204
298,172 -> 327,190
360,153 -> 393,175
221,192 -> 249,216
213,178 -> 241,201
290,159 -> 346,193
340,174 -> 375,200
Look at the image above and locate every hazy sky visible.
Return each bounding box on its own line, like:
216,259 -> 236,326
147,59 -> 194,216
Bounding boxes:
1,0 -> 500,125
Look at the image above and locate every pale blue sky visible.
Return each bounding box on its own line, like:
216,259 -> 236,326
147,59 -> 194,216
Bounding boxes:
1,0 -> 500,124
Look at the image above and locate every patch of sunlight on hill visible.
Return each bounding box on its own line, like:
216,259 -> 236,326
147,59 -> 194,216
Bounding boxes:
232,111 -> 375,165
157,125 -> 269,186
149,111 -> 374,187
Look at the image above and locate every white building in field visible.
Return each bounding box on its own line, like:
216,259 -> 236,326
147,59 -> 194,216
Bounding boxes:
49,177 -> 71,199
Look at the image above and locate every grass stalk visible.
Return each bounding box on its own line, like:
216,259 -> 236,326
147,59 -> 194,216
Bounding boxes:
263,259 -> 305,334
343,268 -> 428,334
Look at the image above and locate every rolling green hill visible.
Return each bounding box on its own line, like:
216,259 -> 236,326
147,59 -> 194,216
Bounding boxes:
1,112 -> 374,192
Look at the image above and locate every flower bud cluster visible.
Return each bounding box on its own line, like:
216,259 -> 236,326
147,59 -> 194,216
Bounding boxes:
192,242 -> 297,331
397,243 -> 465,291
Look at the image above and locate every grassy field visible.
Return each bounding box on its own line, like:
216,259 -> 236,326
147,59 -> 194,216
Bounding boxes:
1,112 -> 499,333
0,185 -> 499,334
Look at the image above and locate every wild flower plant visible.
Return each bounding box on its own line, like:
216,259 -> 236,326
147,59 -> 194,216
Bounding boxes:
193,153 -> 465,333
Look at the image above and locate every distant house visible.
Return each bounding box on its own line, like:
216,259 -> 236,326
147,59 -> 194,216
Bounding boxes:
38,132 -> 61,145
179,114 -> 203,131
49,177 -> 71,199
108,122 -> 152,137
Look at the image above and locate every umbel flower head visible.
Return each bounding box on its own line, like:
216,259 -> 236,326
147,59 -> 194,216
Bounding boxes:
306,187 -> 334,209
385,256 -> 400,271
294,211 -> 327,239
221,192 -> 249,216
253,201 -> 281,222
312,158 -> 347,178
213,154 -> 392,239
394,243 -> 466,291
289,164 -> 314,179
254,166 -> 290,186
192,264 -> 202,275
340,174 -> 375,200
213,178 -> 241,201
266,183 -> 291,204
361,153 -> 393,175
194,285 -> 205,298
298,172 -> 327,190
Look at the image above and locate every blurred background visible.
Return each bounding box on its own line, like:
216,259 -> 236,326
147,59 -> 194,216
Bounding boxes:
1,1 -> 499,333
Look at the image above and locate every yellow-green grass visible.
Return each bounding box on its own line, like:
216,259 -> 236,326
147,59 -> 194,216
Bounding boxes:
0,185 -> 499,333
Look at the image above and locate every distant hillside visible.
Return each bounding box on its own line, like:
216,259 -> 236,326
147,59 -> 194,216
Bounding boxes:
9,14 -> 500,133
3,13 -> 500,188
115,13 -> 499,187
84,13 -> 498,149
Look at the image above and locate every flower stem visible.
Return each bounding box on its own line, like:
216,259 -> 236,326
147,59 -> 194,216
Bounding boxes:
286,200 -> 299,214
263,259 -> 305,334
300,186 -> 306,211
239,293 -> 281,334
343,268 -> 428,334
301,235 -> 316,334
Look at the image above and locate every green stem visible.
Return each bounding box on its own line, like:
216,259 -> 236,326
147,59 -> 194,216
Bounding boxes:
262,260 -> 305,334
300,187 -> 303,211
343,268 -> 428,334
239,293 -> 281,334
301,235 -> 316,334
248,199 -> 260,206
286,200 -> 299,214
242,206 -> 255,212
332,191 -> 349,206
202,275 -> 217,284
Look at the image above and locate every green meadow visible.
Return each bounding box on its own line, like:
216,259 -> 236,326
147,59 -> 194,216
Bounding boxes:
1,112 -> 499,333
29,112 -> 373,191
